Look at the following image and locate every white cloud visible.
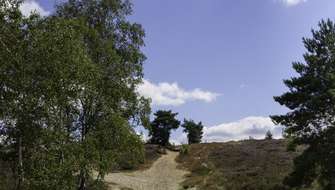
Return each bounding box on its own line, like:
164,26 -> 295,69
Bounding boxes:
203,116 -> 283,142
20,0 -> 49,17
137,79 -> 220,106
279,0 -> 307,6
169,116 -> 283,145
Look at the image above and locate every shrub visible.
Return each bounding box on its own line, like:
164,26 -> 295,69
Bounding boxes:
116,133 -> 145,170
180,144 -> 189,155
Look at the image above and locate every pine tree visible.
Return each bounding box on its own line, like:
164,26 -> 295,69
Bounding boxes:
182,119 -> 204,144
149,110 -> 180,146
271,19 -> 335,189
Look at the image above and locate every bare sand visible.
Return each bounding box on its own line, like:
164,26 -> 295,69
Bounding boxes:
105,150 -> 188,190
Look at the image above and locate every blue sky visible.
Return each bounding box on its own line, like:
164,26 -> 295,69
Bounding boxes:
22,0 -> 335,143
131,0 -> 335,123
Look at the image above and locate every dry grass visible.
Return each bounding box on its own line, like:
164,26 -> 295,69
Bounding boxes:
177,139 -> 303,190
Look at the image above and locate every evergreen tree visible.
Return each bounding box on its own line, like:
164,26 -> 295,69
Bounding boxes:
149,110 -> 180,146
182,119 -> 204,144
271,19 -> 335,189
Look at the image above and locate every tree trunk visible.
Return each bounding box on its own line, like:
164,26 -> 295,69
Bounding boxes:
16,136 -> 24,190
78,171 -> 86,190
78,102 -> 87,190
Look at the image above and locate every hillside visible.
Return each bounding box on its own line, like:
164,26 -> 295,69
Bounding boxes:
177,139 -> 303,190
1,141 -> 307,190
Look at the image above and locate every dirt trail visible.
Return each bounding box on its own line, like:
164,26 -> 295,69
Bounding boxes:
105,150 -> 188,190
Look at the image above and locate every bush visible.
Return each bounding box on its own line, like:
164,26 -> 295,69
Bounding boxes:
116,133 -> 145,170
180,144 -> 189,155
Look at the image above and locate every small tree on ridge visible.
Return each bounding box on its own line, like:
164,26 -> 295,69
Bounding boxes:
182,119 -> 204,144
149,110 -> 180,146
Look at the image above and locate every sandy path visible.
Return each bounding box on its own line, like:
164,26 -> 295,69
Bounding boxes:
105,151 -> 188,190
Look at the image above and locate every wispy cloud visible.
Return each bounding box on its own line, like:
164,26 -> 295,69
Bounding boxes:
20,0 -> 49,17
279,0 -> 307,6
137,79 -> 220,106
